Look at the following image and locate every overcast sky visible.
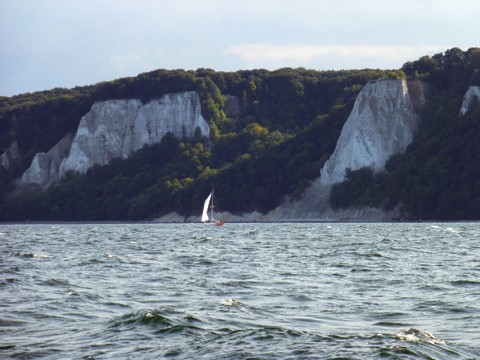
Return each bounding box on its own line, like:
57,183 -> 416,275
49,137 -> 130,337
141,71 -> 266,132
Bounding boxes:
1,0 -> 478,96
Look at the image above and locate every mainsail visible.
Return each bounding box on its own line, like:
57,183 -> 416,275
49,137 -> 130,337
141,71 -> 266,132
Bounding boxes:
201,193 -> 212,222
201,189 -> 224,225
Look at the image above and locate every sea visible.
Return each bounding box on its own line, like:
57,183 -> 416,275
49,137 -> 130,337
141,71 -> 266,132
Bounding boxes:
1,222 -> 479,359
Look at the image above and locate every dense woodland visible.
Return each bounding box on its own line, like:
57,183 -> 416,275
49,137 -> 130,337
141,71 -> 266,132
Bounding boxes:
330,47 -> 480,220
0,47 -> 479,221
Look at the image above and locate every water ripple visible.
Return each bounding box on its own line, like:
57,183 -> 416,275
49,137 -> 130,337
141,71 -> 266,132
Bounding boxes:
1,222 -> 479,359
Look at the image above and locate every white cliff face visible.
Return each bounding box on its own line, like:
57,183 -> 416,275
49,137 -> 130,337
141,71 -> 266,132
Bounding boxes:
459,86 -> 480,116
20,91 -> 210,187
22,153 -> 56,185
320,78 -> 419,185
21,133 -> 73,188
58,91 -> 210,176
0,141 -> 18,171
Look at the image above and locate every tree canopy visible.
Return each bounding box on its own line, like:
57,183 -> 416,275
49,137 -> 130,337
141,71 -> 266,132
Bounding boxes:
331,47 -> 480,220
1,48 -> 479,221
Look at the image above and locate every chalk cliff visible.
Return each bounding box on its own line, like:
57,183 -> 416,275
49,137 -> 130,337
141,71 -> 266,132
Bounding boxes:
255,78 -> 422,221
20,91 -> 210,186
459,86 -> 480,116
0,141 -> 19,173
59,91 -> 210,176
320,78 -> 419,185
21,133 -> 73,188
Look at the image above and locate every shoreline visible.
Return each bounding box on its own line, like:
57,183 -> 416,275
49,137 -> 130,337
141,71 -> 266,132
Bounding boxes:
1,219 -> 478,225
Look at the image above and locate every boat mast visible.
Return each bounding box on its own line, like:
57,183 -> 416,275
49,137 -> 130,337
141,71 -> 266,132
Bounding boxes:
210,187 -> 214,221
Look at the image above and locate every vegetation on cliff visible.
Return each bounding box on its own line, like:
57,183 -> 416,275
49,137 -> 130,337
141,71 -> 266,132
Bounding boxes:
330,47 -> 480,220
0,47 -> 479,221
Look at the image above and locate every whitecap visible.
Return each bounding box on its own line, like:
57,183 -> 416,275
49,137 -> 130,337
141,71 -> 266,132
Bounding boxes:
220,298 -> 241,307
445,227 -> 460,234
105,253 -> 119,260
219,298 -> 258,315
67,288 -> 81,297
395,328 -> 446,345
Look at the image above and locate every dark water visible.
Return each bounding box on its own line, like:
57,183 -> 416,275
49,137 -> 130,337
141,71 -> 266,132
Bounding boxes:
1,222 -> 479,359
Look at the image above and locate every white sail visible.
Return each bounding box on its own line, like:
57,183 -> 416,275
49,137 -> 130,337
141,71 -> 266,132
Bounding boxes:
201,193 -> 212,222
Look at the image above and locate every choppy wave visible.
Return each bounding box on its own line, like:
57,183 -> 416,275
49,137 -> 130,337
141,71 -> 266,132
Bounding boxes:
1,222 -> 479,359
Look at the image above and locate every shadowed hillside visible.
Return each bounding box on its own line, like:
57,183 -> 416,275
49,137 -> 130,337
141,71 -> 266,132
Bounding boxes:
1,47 -> 479,221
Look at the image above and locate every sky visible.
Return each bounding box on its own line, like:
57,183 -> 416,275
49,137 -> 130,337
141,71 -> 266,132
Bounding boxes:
0,0 -> 479,97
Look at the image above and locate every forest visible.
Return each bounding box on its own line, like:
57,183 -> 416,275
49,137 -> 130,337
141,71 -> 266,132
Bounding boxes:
0,47 -> 479,221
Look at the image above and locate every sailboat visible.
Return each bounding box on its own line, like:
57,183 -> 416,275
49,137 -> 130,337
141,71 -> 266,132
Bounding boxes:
201,189 -> 224,226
